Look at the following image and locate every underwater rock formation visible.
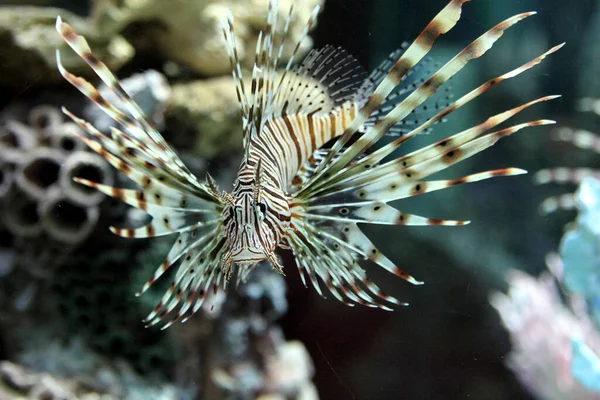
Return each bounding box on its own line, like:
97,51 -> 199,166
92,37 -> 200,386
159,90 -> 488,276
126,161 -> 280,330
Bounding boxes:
211,262 -> 318,399
91,0 -> 323,75
0,360 -> 117,400
492,178 -> 600,399
491,269 -> 600,400
166,76 -> 244,159
1,188 -> 43,239
559,177 -> 600,328
59,151 -> 113,207
83,69 -> 171,135
0,7 -> 133,88
0,104 -> 113,245
51,247 -> 181,380
39,184 -> 101,244
16,147 -> 65,200
28,105 -> 64,137
0,120 -> 38,162
15,337 -> 188,399
1,240 -> 193,399
0,167 -> 12,198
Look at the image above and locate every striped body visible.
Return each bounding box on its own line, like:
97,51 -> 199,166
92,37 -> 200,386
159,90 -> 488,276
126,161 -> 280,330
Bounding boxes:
254,102 -> 357,185
222,101 -> 357,274
55,0 -> 562,329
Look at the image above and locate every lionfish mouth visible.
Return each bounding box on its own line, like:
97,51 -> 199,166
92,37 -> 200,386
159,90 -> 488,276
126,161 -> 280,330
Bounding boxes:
55,0 -> 563,331
231,248 -> 266,264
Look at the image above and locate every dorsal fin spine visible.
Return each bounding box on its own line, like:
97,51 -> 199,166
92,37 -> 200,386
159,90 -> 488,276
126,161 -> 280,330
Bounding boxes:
271,4 -> 321,109
222,10 -> 250,143
265,0 -> 279,111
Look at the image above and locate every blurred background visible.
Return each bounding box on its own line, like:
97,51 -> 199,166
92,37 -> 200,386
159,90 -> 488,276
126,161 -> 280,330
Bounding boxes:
0,0 -> 599,399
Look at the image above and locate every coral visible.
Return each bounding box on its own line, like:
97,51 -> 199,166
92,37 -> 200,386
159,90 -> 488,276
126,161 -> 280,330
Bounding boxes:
15,337 -> 189,399
492,178 -> 600,398
59,151 -> 114,207
210,262 -> 318,399
16,147 -> 65,200
0,165 -> 12,198
1,233 -> 191,399
0,104 -> 117,330
83,69 -> 171,135
48,121 -> 87,153
39,185 -> 101,244
572,337 -> 600,393
496,64 -> 600,394
91,0 -> 323,76
559,177 -> 600,326
52,248 -> 178,374
491,270 -> 600,400
28,105 -> 64,137
1,188 -> 43,238
0,120 -> 38,163
0,7 -> 133,88
0,360 -> 117,400
261,341 -> 318,399
165,76 -> 244,159
0,104 -> 113,246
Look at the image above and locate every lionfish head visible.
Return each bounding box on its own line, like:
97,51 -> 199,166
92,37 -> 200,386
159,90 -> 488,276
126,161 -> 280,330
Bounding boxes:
209,161 -> 290,279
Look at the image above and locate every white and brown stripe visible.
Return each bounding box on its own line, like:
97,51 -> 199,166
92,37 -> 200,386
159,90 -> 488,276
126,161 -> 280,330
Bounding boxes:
55,0 -> 562,326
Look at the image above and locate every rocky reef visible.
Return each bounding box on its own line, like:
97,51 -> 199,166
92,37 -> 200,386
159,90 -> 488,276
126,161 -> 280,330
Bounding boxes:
210,263 -> 317,399
4,0 -> 591,398
0,7 -> 133,88
492,177 -> 600,399
0,104 -> 113,246
0,1 -> 322,399
165,77 -> 244,159
91,0 -> 323,76
0,360 -> 117,400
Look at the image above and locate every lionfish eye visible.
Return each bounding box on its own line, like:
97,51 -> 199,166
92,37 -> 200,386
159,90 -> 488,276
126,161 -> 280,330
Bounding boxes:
258,202 -> 267,214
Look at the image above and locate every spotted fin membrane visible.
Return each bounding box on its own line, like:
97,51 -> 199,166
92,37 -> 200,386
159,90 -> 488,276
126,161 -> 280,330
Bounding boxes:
56,0 -> 563,327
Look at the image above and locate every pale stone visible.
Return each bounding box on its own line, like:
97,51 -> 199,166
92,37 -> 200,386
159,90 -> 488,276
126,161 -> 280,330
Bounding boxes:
263,341 -> 315,395
92,0 -> 324,76
0,7 -> 133,87
166,76 -> 244,159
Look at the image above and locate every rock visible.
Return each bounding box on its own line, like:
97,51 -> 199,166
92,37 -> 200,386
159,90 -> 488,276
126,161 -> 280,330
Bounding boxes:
83,69 -> 171,133
0,7 -> 134,88
210,262 -> 318,399
490,271 -> 600,400
263,341 -> 315,396
0,360 -> 118,400
560,177 -> 600,326
91,0 -> 324,76
571,337 -> 600,393
0,104 -> 112,245
165,76 -> 244,159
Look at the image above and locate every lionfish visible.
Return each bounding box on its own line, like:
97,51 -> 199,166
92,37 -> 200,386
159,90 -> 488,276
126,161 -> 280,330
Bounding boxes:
55,0 -> 562,329
535,98 -> 600,213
